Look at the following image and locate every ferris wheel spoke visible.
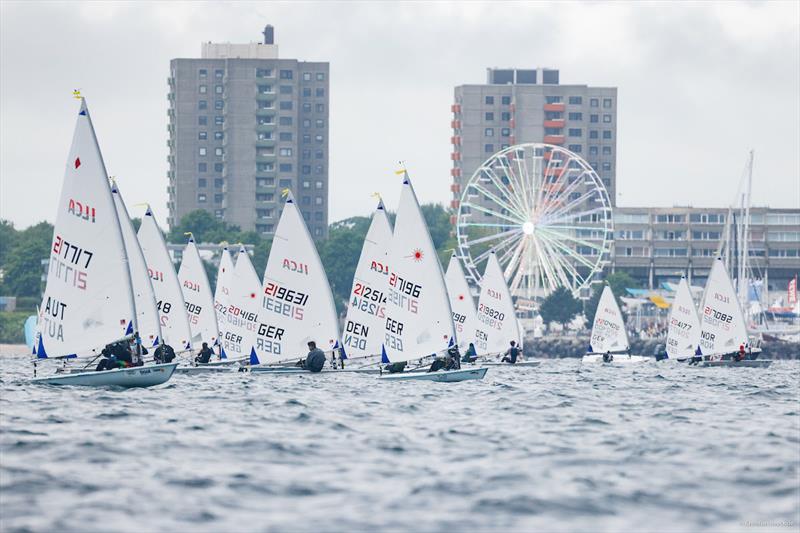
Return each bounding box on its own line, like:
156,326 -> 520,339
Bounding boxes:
496,155 -> 532,215
537,168 -> 585,219
464,227 -> 521,248
530,235 -> 563,291
511,151 -> 534,215
539,189 -> 601,224
538,234 -> 584,288
471,231 -> 521,266
536,229 -> 604,270
461,201 -> 523,226
468,182 -> 528,222
483,166 -> 529,216
543,205 -> 610,226
537,227 -> 608,253
460,222 -> 521,229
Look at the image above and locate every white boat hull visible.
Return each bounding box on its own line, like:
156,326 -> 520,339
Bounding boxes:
378,367 -> 488,382
480,360 -> 541,368
248,365 -> 380,375
31,363 -> 178,387
582,354 -> 650,364
174,365 -> 232,374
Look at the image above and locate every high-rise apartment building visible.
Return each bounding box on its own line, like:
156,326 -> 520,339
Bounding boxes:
451,68 -> 618,207
167,25 -> 330,238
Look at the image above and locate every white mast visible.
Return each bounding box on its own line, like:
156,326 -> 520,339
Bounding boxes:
738,150 -> 754,310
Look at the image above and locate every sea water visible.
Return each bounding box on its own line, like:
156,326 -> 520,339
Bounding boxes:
1,349 -> 798,532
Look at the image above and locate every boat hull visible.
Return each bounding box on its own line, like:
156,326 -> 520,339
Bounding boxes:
31,363 -> 178,387
174,365 -> 232,374
248,365 -> 380,375
378,367 -> 488,382
582,354 -> 650,364
480,360 -> 541,368
701,359 -> 772,368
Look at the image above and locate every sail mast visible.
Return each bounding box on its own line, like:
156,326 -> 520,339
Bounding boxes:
739,150 -> 754,310
82,98 -> 140,345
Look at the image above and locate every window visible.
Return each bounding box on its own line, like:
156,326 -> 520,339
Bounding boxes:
590,114 -> 599,123
198,131 -> 207,140
215,116 -> 224,125
654,248 -> 688,257
768,231 -> 800,242
315,119 -> 324,128
258,162 -> 275,172
545,96 -> 562,104
214,131 -> 223,140
315,180 -> 323,189
279,132 -> 293,141
568,112 -> 583,120
279,148 -> 293,156
302,165 -> 311,175
485,112 -> 494,121
315,211 -> 323,220
302,180 -> 310,189
303,72 -> 311,81
279,179 -> 292,188
302,196 -> 311,205
302,87 -> 312,97
316,72 -> 325,81
603,98 -> 613,108
279,163 -> 293,172
655,214 -> 685,223
545,127 -> 562,135
603,114 -> 612,123
589,146 -> 598,155
603,130 -> 612,139
315,134 -> 324,143
214,99 -> 223,110
279,117 -> 293,126
215,85 -> 223,94
258,131 -> 273,141
602,146 -> 612,155
198,178 -> 207,187
485,144 -> 494,153
256,68 -> 273,78
258,84 -> 273,94
198,194 -> 207,202
501,128 -> 510,137
199,147 -> 207,156
302,119 -> 311,128
212,147 -> 222,156
198,100 -> 208,110
601,162 -> 611,171
501,112 -> 511,121
214,69 -> 223,79
690,213 -> 725,224
215,178 -> 224,188
302,103 -> 312,112
315,150 -> 324,159
568,144 -> 582,153
199,69 -> 207,78
214,163 -> 223,172
767,214 -> 800,225
258,100 -> 273,109
501,96 -> 511,105
280,69 -> 293,79
198,162 -> 207,172
315,196 -> 323,205
484,128 -> 494,137
485,96 -> 494,105
315,88 -> 325,97
616,213 -> 649,224
315,103 -> 325,112
199,116 -> 208,126
199,85 -> 207,94
279,85 -> 292,95
315,165 -> 324,175
568,128 -> 582,137
568,96 -> 582,105
302,134 -> 311,143
590,98 -> 599,107
589,130 -> 598,139
280,101 -> 293,110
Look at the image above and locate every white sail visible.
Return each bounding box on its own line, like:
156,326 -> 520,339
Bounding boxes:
382,174 -> 455,363
137,208 -> 192,350
35,99 -> 136,358
178,237 -> 220,350
589,285 -> 629,353
341,200 -> 393,360
665,276 -> 701,359
475,252 -> 521,355
445,253 -> 478,352
110,181 -> 162,348
214,245 -> 235,346
698,258 -> 749,356
222,246 -> 262,358
253,192 -> 340,364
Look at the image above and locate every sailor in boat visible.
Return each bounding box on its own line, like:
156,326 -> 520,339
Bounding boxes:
428,345 -> 461,373
603,351 -> 613,363
95,338 -> 143,371
295,341 -> 326,373
154,343 -> 176,364
384,361 -> 407,373
501,341 -> 520,364
195,342 -> 214,364
461,343 -> 478,364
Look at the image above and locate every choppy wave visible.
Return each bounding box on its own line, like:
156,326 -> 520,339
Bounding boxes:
1,351 -> 798,532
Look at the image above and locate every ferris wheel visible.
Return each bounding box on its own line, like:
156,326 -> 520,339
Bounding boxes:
455,143 -> 613,309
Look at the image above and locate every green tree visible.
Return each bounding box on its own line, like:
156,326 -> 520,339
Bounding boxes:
318,216 -> 371,313
539,286 -> 582,327
168,209 -> 245,244
3,222 -> 54,298
251,238 -> 273,277
584,272 -> 640,322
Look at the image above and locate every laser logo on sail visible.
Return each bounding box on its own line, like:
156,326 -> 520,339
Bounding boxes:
67,199 -> 96,223
282,259 -> 309,275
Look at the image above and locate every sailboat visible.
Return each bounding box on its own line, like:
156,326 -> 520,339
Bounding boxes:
340,198 -> 393,368
214,244 -> 235,335
31,98 -> 177,387
220,245 -> 262,364
662,276 -> 701,362
445,252 -> 478,355
137,206 -> 193,353
474,252 -> 538,367
582,285 -> 649,364
378,173 -> 487,382
248,192 -> 343,373
697,258 -> 770,368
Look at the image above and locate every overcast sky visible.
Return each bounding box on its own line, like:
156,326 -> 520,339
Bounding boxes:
1,1 -> 798,230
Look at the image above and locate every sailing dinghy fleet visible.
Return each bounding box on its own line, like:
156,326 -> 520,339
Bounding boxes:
28,99 -> 773,388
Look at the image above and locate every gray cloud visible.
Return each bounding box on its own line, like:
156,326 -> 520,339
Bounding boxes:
1,1 -> 798,230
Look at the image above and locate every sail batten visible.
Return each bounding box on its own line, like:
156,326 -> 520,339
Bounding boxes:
665,277 -> 701,359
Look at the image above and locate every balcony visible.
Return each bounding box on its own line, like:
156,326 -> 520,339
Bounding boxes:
544,103 -> 565,112
450,199 -> 460,209
450,168 -> 462,177
543,135 -> 565,145
450,183 -> 461,193
450,120 -> 461,129
544,119 -> 565,128
450,135 -> 461,146
509,118 -> 516,128
450,152 -> 461,161
451,104 -> 462,113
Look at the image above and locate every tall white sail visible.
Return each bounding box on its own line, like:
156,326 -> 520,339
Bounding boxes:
137,208 -> 192,350
665,276 -> 701,359
36,99 -> 136,358
253,192 -> 340,365
214,245 -> 235,346
110,181 -> 162,348
698,258 -> 749,356
475,252 -> 521,355
588,285 -> 629,354
341,199 -> 393,360
382,174 -> 455,363
178,237 -> 220,350
445,252 -> 478,352
222,245 -> 261,358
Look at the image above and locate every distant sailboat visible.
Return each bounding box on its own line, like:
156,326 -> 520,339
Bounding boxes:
379,173 -> 486,382
137,207 -> 193,352
178,235 -> 221,351
475,252 -> 522,356
222,245 -> 262,362
583,286 -> 649,364
445,252 -> 478,354
31,98 -> 176,387
214,244 -> 235,338
664,276 -> 701,361
341,198 -> 393,362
